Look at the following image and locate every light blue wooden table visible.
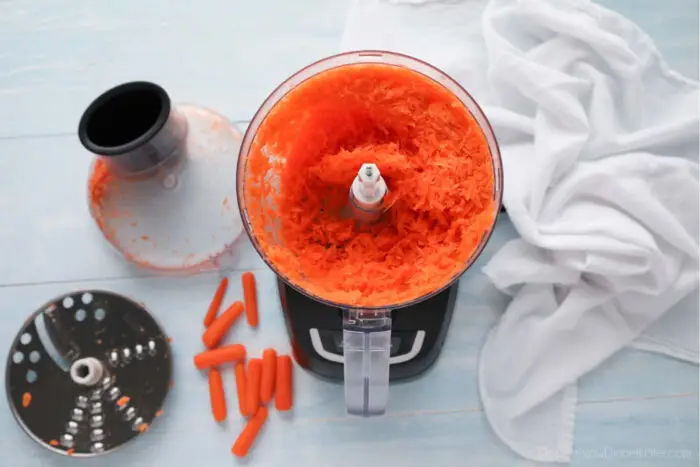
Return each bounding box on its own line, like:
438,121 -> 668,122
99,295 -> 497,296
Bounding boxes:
0,1 -> 697,466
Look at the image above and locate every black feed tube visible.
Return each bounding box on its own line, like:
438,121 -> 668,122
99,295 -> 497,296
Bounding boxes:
78,81 -> 186,175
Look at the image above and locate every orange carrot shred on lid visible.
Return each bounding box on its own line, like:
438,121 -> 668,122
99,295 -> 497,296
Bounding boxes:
21,392 -> 32,408
260,349 -> 277,404
155,409 -> 165,417
208,368 -> 227,422
275,355 -> 293,411
241,272 -> 258,327
194,344 -> 246,369
67,448 -> 75,456
202,301 -> 244,349
243,63 -> 497,307
232,406 -> 268,457
234,361 -> 248,417
203,277 -> 229,327
49,440 -> 59,447
245,358 -> 262,416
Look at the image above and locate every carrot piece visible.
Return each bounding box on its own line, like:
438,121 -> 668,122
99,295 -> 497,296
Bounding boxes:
116,396 -> 130,408
245,358 -> 262,416
194,344 -> 246,369
67,448 -> 75,456
21,392 -> 32,408
232,406 -> 268,457
275,355 -> 293,411
204,277 -> 229,327
242,272 -> 259,327
235,362 -> 248,417
260,348 -> 277,404
202,301 -> 244,349
208,368 -> 227,422
49,440 -> 59,447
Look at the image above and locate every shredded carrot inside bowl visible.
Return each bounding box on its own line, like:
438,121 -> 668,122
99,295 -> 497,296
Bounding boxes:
245,63 -> 497,307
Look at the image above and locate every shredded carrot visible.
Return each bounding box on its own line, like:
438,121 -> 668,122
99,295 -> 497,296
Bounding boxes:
244,63 -> 496,306
137,423 -> 149,433
67,448 -> 75,456
49,440 -> 59,447
167,336 -> 173,343
242,272 -> 258,327
21,392 -> 31,408
89,159 -> 111,211
116,396 -> 130,408
204,277 -> 229,327
155,409 -> 165,417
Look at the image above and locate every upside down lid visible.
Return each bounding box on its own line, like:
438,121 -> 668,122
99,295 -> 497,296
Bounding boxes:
79,81 -> 244,273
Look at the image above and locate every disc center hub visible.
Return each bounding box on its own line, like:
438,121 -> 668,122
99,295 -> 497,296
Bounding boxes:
70,357 -> 105,386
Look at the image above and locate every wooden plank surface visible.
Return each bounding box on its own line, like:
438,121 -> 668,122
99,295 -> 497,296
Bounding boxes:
0,0 -> 697,466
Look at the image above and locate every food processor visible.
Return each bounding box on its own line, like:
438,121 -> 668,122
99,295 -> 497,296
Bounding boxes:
237,51 -> 503,416
78,81 -> 244,273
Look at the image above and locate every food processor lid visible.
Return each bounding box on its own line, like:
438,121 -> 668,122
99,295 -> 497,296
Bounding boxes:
80,81 -> 244,273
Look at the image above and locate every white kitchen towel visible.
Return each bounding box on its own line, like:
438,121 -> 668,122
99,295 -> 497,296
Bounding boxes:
341,0 -> 699,463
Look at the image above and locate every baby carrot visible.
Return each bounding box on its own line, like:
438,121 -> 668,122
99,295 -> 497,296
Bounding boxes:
202,301 -> 244,349
242,272 -> 258,327
194,344 -> 246,370
260,348 -> 277,404
204,277 -> 229,327
275,355 -> 293,411
232,406 -> 268,457
245,358 -> 262,416
208,368 -> 227,422
235,362 -> 248,417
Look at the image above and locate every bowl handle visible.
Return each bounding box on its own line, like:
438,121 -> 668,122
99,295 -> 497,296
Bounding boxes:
342,308 -> 392,416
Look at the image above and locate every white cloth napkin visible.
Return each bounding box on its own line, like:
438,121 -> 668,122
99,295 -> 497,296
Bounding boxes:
341,0 -> 699,463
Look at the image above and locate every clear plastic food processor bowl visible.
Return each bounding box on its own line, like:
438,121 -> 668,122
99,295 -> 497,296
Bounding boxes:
237,51 -> 503,416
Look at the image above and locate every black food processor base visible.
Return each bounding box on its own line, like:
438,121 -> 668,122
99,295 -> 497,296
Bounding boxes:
278,279 -> 458,381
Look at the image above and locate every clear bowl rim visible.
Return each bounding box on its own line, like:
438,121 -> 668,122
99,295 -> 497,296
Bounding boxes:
236,49 -> 504,311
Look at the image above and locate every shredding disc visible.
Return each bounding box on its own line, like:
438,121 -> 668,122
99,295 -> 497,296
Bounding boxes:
5,290 -> 172,457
